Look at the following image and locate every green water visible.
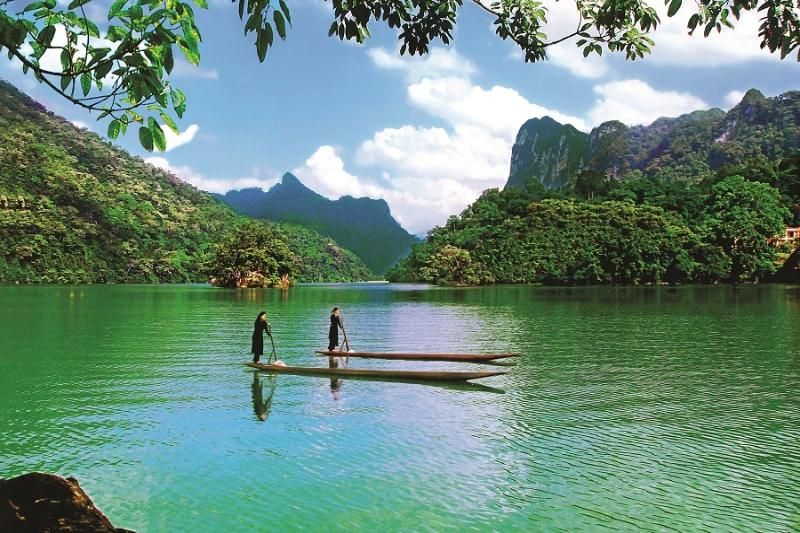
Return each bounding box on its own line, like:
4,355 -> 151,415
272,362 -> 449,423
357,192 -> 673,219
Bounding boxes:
1,284 -> 799,531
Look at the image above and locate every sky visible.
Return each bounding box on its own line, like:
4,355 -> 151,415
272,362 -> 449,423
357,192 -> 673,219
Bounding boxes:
2,0 -> 799,235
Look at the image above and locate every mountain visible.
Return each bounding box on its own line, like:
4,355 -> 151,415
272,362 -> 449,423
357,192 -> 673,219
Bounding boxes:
0,79 -> 370,283
216,174 -> 419,274
506,116 -> 589,189
507,89 -> 800,189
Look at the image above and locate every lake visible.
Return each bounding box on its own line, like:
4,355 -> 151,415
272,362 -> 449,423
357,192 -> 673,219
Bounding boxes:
1,284 -> 799,531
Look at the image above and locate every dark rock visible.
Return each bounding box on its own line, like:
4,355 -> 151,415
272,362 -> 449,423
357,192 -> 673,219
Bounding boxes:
0,472 -> 133,532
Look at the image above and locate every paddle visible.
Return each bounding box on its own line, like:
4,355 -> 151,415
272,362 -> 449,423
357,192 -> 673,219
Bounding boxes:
267,322 -> 277,363
339,319 -> 351,367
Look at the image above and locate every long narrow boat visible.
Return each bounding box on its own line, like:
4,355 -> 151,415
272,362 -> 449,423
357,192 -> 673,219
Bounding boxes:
246,362 -> 506,382
314,350 -> 520,362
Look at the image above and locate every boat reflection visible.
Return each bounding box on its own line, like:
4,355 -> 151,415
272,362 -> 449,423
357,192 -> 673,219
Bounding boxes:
251,372 -> 276,422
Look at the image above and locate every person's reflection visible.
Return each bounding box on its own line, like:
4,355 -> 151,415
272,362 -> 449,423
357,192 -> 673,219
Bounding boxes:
329,356 -> 342,401
252,372 -> 276,421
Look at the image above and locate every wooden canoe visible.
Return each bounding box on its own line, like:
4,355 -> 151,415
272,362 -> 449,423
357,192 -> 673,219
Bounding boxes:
246,362 -> 506,381
314,350 -> 520,362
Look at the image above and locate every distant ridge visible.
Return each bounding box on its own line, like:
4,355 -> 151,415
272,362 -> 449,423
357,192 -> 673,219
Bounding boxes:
507,89 -> 800,189
216,173 -> 419,274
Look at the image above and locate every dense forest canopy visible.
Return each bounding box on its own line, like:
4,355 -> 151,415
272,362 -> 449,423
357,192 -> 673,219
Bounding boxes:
388,161 -> 800,285
1,0 -> 797,149
0,79 -> 371,284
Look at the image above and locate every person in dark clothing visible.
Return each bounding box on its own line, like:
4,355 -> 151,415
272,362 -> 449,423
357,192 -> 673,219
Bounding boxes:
328,307 -> 342,351
252,311 -> 272,363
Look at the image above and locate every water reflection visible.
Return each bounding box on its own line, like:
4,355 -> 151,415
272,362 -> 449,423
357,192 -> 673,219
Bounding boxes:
329,356 -> 343,401
251,372 -> 276,422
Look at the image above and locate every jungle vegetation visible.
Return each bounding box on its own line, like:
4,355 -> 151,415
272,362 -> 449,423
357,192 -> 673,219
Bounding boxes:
387,160 -> 799,285
0,79 -> 371,284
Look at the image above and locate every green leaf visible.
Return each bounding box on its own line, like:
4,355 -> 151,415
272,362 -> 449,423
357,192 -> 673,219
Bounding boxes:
96,60 -> 113,80
178,38 -> 200,65
256,26 -> 268,61
68,0 -> 90,9
274,10 -> 286,40
108,0 -> 127,18
160,112 -> 179,134
194,0 -> 208,7
38,25 -> 56,47
164,45 -> 174,74
128,5 -> 143,20
60,75 -> 70,91
171,88 -> 187,118
83,19 -> 101,38
245,12 -> 261,33
265,23 -> 273,47
108,119 -> 122,139
23,2 -> 47,13
80,72 -> 91,96
279,0 -> 292,25
149,117 -> 166,151
60,48 -> 71,70
667,0 -> 681,18
687,13 -> 700,31
139,126 -> 154,151
106,25 -> 127,41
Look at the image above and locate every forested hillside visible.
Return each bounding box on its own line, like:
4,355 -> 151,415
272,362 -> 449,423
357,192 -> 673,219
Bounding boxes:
389,158 -> 800,285
217,173 -> 419,274
0,80 -> 370,284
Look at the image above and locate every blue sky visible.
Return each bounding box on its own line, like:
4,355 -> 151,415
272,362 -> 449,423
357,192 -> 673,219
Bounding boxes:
2,0 -> 798,234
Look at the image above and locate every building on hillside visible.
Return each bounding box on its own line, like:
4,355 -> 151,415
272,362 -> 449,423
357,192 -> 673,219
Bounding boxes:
774,227 -> 800,246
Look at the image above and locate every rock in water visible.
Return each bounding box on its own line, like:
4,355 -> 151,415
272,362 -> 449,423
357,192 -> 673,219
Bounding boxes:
0,472 -> 133,532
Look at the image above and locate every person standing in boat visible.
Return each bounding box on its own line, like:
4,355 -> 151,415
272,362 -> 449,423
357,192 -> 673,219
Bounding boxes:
252,311 -> 272,363
328,307 -> 343,352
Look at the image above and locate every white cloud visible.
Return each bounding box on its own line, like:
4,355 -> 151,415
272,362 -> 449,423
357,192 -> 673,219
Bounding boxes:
171,59 -> 219,79
723,90 -> 746,109
292,146 -> 368,198
162,124 -> 199,152
407,76 -> 588,134
293,146 -> 479,234
71,120 -> 89,129
588,79 -> 709,126
144,156 -> 279,193
367,47 -> 477,81
546,43 -> 610,79
646,6 -> 784,66
357,124 -> 507,185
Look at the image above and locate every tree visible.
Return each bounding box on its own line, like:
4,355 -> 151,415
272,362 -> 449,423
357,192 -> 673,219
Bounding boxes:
776,152 -> 800,225
704,175 -> 790,283
207,220 -> 297,288
572,169 -> 615,200
418,244 -> 495,285
1,0 -> 798,150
